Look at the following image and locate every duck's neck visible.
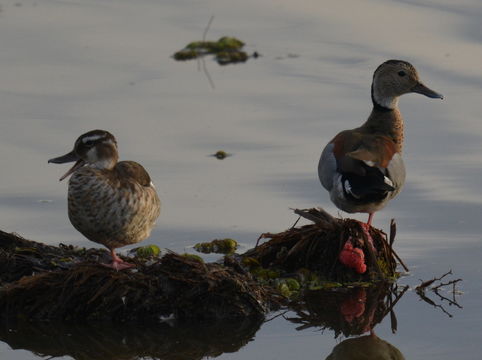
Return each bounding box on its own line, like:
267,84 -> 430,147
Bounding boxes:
361,105 -> 404,153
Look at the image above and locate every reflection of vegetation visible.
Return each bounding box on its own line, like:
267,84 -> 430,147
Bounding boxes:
173,36 -> 250,65
287,282 -> 408,337
416,270 -> 463,317
285,282 -> 407,359
0,317 -> 263,360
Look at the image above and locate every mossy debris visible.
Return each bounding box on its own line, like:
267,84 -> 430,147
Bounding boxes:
243,208 -> 401,283
173,36 -> 252,65
194,238 -> 238,254
0,231 -> 273,321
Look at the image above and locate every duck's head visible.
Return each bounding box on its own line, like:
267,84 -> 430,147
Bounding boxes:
48,129 -> 119,181
372,59 -> 443,110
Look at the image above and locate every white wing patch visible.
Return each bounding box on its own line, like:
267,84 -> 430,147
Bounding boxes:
384,176 -> 394,187
343,179 -> 361,199
363,160 -> 376,167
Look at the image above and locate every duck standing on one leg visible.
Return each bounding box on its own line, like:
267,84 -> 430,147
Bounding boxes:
49,129 -> 161,270
319,60 -> 443,231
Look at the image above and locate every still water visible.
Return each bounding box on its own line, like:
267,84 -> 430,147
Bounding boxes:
0,0 -> 481,358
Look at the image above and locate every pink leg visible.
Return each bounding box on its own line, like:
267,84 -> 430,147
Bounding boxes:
367,213 -> 374,227
101,248 -> 135,271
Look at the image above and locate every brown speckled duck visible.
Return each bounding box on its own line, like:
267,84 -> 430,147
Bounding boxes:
319,60 -> 443,227
49,129 -> 161,270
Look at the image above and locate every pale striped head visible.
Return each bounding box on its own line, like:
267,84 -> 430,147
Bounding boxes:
371,60 -> 443,110
48,130 -> 119,181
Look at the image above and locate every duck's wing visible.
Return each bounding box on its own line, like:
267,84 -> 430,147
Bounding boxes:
115,161 -> 153,187
319,131 -> 404,201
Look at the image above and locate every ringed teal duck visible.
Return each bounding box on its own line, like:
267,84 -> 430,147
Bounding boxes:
318,60 -> 443,227
49,130 -> 161,270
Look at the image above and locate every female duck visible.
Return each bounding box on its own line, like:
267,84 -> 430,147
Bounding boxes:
49,129 -> 161,270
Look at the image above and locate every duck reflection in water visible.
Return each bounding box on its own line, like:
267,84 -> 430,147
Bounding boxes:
287,282 -> 407,359
325,332 -> 405,360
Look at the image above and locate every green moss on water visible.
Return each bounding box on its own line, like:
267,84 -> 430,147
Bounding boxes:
211,150 -> 231,160
173,37 -> 251,65
216,50 -> 248,65
194,238 -> 238,254
173,49 -> 199,61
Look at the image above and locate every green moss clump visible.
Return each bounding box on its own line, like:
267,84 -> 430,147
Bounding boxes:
251,268 -> 280,280
194,238 -> 238,254
242,257 -> 261,268
216,51 -> 248,65
134,244 -> 161,258
211,150 -> 231,160
173,37 -> 250,65
285,278 -> 301,291
182,253 -> 204,263
215,37 -> 245,50
173,49 -> 199,61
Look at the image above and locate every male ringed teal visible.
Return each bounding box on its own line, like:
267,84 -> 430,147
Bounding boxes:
318,60 -> 443,227
49,129 -> 161,270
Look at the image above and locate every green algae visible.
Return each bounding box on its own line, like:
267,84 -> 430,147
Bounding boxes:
181,253 -> 205,263
173,36 -> 252,65
211,150 -> 232,160
134,244 -> 161,258
194,238 -> 238,254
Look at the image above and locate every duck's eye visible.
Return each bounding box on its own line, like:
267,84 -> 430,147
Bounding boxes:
83,140 -> 94,147
398,70 -> 406,77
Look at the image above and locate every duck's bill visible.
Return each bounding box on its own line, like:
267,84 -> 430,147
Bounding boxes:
48,151 -> 85,181
412,82 -> 444,99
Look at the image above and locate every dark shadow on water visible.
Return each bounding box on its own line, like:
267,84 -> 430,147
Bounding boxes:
0,317 -> 263,360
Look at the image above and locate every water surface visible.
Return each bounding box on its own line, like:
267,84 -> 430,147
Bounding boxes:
0,0 -> 481,359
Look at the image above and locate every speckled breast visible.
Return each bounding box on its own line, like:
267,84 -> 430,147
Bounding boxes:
67,167 -> 160,249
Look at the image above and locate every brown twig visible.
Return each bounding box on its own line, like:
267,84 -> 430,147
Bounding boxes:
389,219 -> 396,247
415,270 -> 463,317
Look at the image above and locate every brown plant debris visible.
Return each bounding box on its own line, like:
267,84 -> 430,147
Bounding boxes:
0,231 -> 272,321
243,208 -> 404,283
415,270 -> 463,317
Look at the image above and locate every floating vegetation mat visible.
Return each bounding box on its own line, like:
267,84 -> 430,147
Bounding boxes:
173,36 -> 255,65
0,208 -> 407,322
243,208 -> 405,284
0,231 -> 273,321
